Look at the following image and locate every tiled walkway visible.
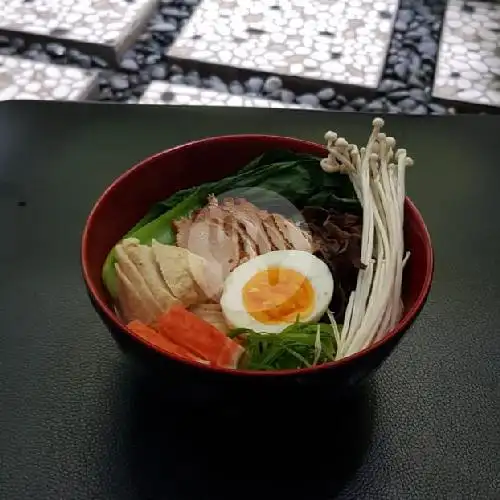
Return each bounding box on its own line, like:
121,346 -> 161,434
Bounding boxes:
434,0 -> 500,107
168,0 -> 398,89
0,55 -> 98,101
0,0 -> 157,59
139,81 -> 312,108
0,0 -> 499,111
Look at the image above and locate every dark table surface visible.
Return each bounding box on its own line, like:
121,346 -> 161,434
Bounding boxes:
0,101 -> 499,500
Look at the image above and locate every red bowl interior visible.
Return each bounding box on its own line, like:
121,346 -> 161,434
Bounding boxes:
82,134 -> 433,376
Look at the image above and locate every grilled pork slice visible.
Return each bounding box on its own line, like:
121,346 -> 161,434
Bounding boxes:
173,216 -> 193,249
200,194 -> 228,220
173,196 -> 312,279
231,198 -> 274,254
235,224 -> 259,263
195,196 -> 242,270
175,217 -> 240,279
258,210 -> 290,250
225,197 -> 290,252
233,199 -> 311,252
271,213 -> 312,252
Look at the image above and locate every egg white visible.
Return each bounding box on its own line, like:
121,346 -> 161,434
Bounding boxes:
220,250 -> 334,334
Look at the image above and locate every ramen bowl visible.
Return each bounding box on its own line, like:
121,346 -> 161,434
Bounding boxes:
81,134 -> 433,400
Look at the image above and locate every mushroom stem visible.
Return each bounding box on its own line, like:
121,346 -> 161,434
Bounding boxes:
322,117 -> 413,359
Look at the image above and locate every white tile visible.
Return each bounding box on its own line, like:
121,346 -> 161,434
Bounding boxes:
0,55 -> 98,101
0,0 -> 158,56
138,81 -> 317,110
433,0 -> 500,107
168,0 -> 398,89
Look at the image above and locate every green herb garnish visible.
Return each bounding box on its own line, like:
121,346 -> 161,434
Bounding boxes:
231,319 -> 341,371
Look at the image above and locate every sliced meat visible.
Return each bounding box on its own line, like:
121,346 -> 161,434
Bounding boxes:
177,217 -> 240,279
190,303 -> 229,334
176,218 -> 216,259
114,243 -> 164,316
259,211 -> 290,250
173,217 -> 193,249
187,254 -> 224,303
115,262 -> 161,325
177,197 -> 229,260
230,198 -> 274,254
236,226 -> 259,263
196,196 -> 252,267
173,196 -> 312,277
271,213 -> 312,252
121,238 -> 179,311
151,240 -> 202,307
197,194 -> 228,221
221,217 -> 257,264
222,217 -> 245,263
190,303 -> 222,311
205,218 -> 240,271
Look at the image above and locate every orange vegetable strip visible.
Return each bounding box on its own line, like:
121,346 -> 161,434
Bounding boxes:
127,320 -> 207,364
157,305 -> 244,369
216,342 -> 245,369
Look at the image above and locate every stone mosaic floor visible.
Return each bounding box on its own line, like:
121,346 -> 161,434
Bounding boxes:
168,0 -> 399,89
0,55 -> 98,101
0,0 -> 498,112
0,0 -> 158,60
139,81 -> 312,108
433,0 -> 500,107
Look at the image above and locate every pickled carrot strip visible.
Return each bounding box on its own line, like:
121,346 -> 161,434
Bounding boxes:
127,320 -> 207,364
157,305 -> 244,369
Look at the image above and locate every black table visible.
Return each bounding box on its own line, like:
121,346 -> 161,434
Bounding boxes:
0,101 -> 499,500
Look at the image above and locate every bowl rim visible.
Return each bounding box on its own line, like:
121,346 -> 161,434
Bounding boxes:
81,133 -> 434,377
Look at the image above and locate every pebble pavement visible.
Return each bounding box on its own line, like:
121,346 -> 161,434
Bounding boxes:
0,0 -> 495,114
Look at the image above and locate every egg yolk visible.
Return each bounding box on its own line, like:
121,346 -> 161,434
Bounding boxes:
242,267 -> 315,324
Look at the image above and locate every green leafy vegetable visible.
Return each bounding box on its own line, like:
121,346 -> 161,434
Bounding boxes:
231,321 -> 340,371
152,150 -> 359,218
102,149 -> 360,297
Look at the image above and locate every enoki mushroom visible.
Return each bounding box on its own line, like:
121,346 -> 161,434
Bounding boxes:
320,118 -> 413,360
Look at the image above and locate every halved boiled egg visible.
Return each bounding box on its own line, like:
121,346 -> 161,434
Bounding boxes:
220,250 -> 334,334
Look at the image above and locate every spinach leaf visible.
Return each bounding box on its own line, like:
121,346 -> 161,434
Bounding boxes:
135,150 -> 358,226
